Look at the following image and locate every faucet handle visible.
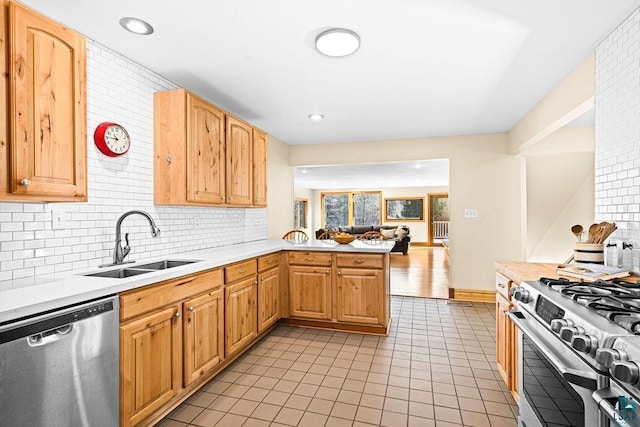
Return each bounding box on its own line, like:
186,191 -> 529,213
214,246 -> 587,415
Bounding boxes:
123,233 -> 131,259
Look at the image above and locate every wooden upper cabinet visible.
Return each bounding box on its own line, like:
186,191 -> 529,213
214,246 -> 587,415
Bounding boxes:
252,128 -> 268,206
155,89 -> 225,206
225,116 -> 252,206
1,0 -> 87,202
187,95 -> 225,204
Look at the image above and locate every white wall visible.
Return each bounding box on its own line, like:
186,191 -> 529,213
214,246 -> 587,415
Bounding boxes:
595,7 -> 640,273
0,39 -> 267,283
267,136 -> 293,239
290,134 -> 524,291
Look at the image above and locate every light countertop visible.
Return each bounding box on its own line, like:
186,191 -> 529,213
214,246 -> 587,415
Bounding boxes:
0,239 -> 394,323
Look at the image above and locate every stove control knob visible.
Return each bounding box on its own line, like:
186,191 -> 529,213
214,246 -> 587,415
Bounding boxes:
571,334 -> 598,354
595,348 -> 628,368
611,361 -> 640,386
559,326 -> 585,342
550,318 -> 574,333
511,288 -> 530,303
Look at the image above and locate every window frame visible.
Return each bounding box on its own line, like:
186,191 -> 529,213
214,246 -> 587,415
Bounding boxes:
320,191 -> 382,227
293,198 -> 308,229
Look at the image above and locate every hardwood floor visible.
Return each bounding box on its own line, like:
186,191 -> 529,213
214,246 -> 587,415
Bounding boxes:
390,246 -> 450,299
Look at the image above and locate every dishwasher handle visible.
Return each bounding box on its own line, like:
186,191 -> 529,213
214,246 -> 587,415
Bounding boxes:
27,324 -> 74,347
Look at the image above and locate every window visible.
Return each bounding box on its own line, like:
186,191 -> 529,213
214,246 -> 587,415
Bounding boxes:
293,198 -> 308,228
321,192 -> 381,228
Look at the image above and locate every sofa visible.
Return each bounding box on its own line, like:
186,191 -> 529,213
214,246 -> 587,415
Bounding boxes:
315,225 -> 411,255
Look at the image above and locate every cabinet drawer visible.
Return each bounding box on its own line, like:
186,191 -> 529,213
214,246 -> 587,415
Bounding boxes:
258,253 -> 280,272
288,251 -> 332,266
336,254 -> 384,269
120,269 -> 222,321
225,259 -> 257,283
496,273 -> 514,300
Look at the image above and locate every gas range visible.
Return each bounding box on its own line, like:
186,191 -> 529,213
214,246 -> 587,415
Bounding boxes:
510,277 -> 640,426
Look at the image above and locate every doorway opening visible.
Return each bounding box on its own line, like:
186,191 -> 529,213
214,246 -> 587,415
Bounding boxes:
428,193 -> 449,246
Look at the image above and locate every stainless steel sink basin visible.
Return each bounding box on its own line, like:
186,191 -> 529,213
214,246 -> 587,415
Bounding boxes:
83,259 -> 200,278
85,268 -> 150,279
135,260 -> 198,270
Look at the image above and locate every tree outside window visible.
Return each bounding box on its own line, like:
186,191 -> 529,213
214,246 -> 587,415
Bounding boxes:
322,192 -> 381,227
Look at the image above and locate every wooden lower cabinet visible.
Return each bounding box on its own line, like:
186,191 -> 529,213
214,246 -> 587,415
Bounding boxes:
225,277 -> 257,356
496,294 -> 512,387
183,289 -> 224,386
336,268 -> 384,325
258,266 -> 280,332
120,305 -> 182,427
289,265 -> 332,320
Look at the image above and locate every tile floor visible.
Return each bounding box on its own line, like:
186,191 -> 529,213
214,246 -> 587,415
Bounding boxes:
159,296 -> 518,427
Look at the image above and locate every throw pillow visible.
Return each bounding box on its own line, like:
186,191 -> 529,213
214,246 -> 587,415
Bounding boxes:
396,226 -> 408,240
380,228 -> 395,239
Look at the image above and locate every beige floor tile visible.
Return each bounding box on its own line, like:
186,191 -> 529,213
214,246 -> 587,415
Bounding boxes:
222,384 -> 250,398
479,389 -> 508,403
409,401 -> 434,419
315,385 -> 340,401
327,415 -> 355,427
384,397 -> 409,414
273,407 -> 304,426
355,406 -> 382,424
186,391 -> 217,408
433,393 -> 458,409
299,411 -> 329,427
215,413 -> 247,427
208,396 -> 238,412
387,385 -> 409,400
307,397 -> 336,415
363,382 -> 387,396
263,390 -> 290,406
360,393 -> 385,409
337,389 -> 362,404
331,402 -> 358,420
488,414 -> 518,427
190,409 -> 225,427
284,394 -> 312,410
228,398 -> 259,415
343,379 -> 366,392
155,420 -> 187,427
251,402 -> 282,422
242,387 -> 270,402
381,410 -> 408,427
242,418 -> 271,427
434,405 -> 462,424
408,415 -> 435,427
461,410 -> 491,427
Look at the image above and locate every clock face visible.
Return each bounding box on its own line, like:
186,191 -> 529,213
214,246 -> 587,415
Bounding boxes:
104,125 -> 130,154
94,122 -> 131,157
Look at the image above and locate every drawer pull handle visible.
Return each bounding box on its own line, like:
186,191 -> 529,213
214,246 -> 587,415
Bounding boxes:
239,269 -> 246,273
175,279 -> 193,287
304,257 -> 314,261
354,259 -> 365,264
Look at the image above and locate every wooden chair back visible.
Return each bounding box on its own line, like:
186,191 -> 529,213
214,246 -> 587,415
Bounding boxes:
358,231 -> 385,241
317,230 -> 339,240
282,229 -> 309,242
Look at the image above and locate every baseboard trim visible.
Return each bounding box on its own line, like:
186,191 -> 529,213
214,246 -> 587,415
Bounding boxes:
449,288 -> 496,303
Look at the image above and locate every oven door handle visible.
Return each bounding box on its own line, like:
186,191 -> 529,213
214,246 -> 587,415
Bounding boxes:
593,388 -> 634,427
509,311 -> 598,391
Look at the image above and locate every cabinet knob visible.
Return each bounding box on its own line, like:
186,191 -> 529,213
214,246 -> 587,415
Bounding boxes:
188,306 -> 194,312
337,271 -> 341,276
174,311 -> 181,318
20,179 -> 30,186
326,270 -> 330,275
166,154 -> 172,164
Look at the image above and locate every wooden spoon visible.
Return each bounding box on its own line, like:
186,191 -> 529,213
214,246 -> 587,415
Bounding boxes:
571,224 -> 583,242
586,223 -> 598,243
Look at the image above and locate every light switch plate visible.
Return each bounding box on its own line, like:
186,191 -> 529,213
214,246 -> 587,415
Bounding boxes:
51,209 -> 68,229
464,209 -> 478,218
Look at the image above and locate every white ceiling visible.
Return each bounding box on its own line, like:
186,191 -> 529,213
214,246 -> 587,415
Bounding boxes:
21,0 -> 639,146
295,159 -> 449,190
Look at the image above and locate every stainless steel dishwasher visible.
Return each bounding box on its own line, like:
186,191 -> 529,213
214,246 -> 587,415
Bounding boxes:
0,295 -> 119,427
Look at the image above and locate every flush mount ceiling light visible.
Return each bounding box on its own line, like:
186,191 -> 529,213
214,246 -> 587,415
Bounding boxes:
119,17 -> 154,35
308,114 -> 325,121
315,28 -> 360,57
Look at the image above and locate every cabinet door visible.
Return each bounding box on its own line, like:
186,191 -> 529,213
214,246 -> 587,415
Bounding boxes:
496,294 -> 512,387
289,265 -> 332,320
225,116 -> 252,205
336,268 -> 384,325
258,267 -> 280,332
120,305 -> 182,427
183,289 -> 224,386
252,128 -> 268,206
6,1 -> 86,201
187,94 -> 225,204
225,277 -> 257,356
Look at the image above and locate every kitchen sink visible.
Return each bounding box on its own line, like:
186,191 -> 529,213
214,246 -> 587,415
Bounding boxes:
85,268 -> 151,279
135,260 -> 198,270
83,259 -> 201,278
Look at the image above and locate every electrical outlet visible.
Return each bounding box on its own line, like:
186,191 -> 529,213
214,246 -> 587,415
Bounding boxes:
193,216 -> 200,228
464,209 -> 478,219
51,209 -> 68,229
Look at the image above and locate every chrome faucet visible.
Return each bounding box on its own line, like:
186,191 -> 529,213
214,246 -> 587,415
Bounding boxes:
111,210 -> 160,265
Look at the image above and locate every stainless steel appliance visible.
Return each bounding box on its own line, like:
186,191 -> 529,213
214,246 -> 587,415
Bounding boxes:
510,278 -> 640,427
0,296 -> 119,427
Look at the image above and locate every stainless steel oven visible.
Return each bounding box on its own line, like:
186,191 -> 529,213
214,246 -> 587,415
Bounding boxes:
511,310 -> 605,426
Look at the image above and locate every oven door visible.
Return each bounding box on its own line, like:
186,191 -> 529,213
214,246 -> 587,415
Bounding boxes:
510,311 -> 606,427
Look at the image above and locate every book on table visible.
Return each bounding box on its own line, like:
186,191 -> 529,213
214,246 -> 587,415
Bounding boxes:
557,263 -> 630,282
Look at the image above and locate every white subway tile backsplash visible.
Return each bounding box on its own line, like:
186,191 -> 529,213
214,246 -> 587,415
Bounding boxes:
0,38 -> 267,282
595,7 -> 640,273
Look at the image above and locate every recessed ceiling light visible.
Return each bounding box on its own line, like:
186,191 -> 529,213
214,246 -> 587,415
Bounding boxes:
315,28 -> 360,57
308,114 -> 325,121
119,17 -> 154,35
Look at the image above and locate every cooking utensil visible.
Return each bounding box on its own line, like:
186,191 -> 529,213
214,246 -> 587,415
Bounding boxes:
571,224 -> 583,242
586,223 -> 598,243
